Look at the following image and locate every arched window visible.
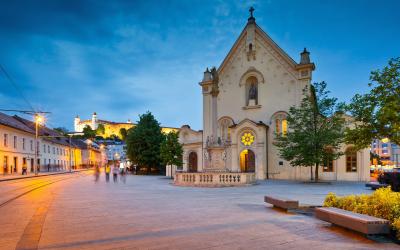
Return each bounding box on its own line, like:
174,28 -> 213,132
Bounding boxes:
346,147 -> 357,172
218,117 -> 233,144
274,115 -> 288,136
245,76 -> 258,106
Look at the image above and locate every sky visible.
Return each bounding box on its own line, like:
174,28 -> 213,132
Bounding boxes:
1,0 -> 399,131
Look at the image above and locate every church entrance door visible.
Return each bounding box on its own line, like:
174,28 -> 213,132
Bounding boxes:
240,149 -> 255,173
188,152 -> 197,172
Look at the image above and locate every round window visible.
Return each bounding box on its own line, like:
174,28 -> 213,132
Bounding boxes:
241,132 -> 255,146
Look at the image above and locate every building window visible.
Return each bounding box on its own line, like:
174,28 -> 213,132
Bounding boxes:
241,132 -> 255,146
22,138 -> 26,150
4,134 -> 8,147
57,148 -> 59,155
323,159 -> 334,172
43,144 -> 46,153
37,141 -> 40,153
275,117 -> 288,136
30,140 -> 33,151
48,145 -> 50,153
346,147 -> 357,172
13,136 -> 17,149
53,147 -> 55,154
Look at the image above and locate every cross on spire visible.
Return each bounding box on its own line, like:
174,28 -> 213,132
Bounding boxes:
249,7 -> 255,18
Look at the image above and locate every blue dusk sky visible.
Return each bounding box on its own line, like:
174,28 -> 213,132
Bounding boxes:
1,0 -> 399,130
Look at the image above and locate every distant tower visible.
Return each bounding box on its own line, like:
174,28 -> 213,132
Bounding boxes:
74,115 -> 81,132
91,112 -> 98,130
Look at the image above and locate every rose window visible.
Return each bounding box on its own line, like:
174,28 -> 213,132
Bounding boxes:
241,132 -> 255,146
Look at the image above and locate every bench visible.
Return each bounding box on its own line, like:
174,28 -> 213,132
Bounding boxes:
315,207 -> 390,235
365,182 -> 389,190
264,196 -> 299,210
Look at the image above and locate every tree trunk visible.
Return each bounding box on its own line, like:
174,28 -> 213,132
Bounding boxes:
310,166 -> 313,181
315,163 -> 319,182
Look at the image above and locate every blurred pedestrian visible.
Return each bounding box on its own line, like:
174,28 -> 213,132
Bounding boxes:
22,164 -> 27,175
94,165 -> 100,182
112,163 -> 119,183
120,162 -> 126,184
105,164 -> 111,182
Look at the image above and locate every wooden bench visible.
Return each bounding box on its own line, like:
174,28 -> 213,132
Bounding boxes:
315,207 -> 390,235
365,182 -> 389,190
264,196 -> 299,210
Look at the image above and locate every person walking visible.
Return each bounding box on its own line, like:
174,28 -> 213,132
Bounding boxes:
22,164 -> 27,175
112,163 -> 119,183
94,165 -> 100,182
105,164 -> 111,182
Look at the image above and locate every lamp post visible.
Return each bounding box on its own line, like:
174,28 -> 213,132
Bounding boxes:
34,114 -> 43,176
86,139 -> 92,168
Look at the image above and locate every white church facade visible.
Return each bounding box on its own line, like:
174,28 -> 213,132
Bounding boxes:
176,9 -> 370,184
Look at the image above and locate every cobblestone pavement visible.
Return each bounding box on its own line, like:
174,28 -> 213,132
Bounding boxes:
0,173 -> 397,250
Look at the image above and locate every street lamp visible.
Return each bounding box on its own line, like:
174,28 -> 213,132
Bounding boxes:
86,139 -> 92,168
34,114 -> 44,175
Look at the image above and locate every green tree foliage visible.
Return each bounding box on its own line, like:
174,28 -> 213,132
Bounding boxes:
53,127 -> 68,135
96,124 -> 105,136
346,57 -> 400,148
119,128 -> 128,141
82,125 -> 96,139
126,112 -> 164,174
160,131 -> 183,176
274,82 -> 345,182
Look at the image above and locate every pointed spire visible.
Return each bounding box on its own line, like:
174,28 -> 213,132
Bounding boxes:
300,48 -> 311,64
248,6 -> 255,23
202,67 -> 212,82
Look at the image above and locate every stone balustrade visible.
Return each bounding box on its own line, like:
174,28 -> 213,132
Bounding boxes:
174,172 -> 256,187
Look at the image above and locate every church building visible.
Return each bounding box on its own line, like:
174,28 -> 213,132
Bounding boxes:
177,9 -> 370,183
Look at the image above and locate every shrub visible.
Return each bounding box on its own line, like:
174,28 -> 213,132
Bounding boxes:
323,187 -> 400,239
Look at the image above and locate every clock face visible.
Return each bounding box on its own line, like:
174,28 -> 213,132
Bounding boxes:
241,132 -> 255,146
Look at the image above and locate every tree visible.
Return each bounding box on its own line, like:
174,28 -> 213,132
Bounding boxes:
160,131 -> 183,177
126,112 -> 164,174
53,127 -> 68,135
119,128 -> 128,141
82,125 -> 96,139
274,82 -> 345,182
96,124 -> 105,136
346,57 -> 400,148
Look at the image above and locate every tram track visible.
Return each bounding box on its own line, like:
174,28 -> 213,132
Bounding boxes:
0,171 -> 89,208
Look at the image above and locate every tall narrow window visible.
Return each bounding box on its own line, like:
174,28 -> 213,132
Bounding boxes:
22,138 -> 26,150
4,134 -> 8,147
30,140 -> 33,151
275,119 -> 281,134
13,136 -> 17,148
346,147 -> 357,172
275,116 -> 288,136
282,119 -> 288,135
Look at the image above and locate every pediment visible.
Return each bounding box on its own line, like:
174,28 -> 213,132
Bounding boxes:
218,22 -> 299,76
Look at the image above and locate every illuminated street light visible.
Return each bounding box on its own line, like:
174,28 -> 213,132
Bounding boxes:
34,113 -> 44,175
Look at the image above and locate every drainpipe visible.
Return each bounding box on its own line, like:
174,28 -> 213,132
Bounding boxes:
266,126 -> 269,179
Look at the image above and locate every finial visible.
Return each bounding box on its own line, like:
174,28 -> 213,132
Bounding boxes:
249,7 -> 254,17
300,48 -> 311,64
248,7 -> 255,23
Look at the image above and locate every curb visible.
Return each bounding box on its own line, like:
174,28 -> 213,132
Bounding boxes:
0,169 -> 92,182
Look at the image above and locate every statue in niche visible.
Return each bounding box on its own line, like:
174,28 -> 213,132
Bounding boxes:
249,82 -> 257,101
